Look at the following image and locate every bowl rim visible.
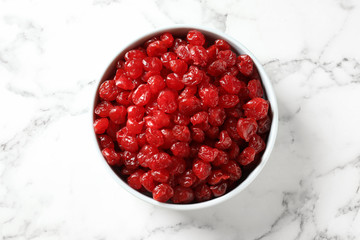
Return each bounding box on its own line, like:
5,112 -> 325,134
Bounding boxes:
91,24 -> 279,210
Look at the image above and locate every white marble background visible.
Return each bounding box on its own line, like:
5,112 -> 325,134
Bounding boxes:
1,0 -> 360,239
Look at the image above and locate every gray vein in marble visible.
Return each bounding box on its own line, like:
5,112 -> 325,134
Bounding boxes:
1,16 -> 44,60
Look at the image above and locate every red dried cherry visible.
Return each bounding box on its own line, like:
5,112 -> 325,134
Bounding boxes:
157,89 -> 178,113
215,39 -> 231,50
153,183 -> 174,202
207,60 -> 227,77
116,91 -> 132,105
147,75 -> 166,94
191,127 -> 205,143
160,32 -> 174,48
238,147 -> 256,165
137,144 -> 159,168
236,118 -> 258,142
249,134 -> 266,153
121,135 -> 139,152
190,111 -> 208,126
98,134 -> 114,149
123,151 -> 139,170
192,159 -> 212,180
207,170 -> 230,185
220,75 -> 242,94
142,57 -> 163,73
151,169 -> 170,183
237,55 -> 253,76
221,160 -> 242,181
182,66 -> 204,86
144,110 -> 170,129
208,107 -> 226,127
219,94 -> 240,108
140,171 -> 156,192
166,73 -> 185,91
172,186 -> 194,203
178,96 -> 202,116
198,145 -> 219,162
248,79 -> 264,99
215,130 -> 232,150
127,169 -> 145,190
115,75 -> 135,90
126,118 -> 144,135
125,49 -> 146,61
160,129 -> 177,149
187,30 -> 205,46
212,150 -> 229,167
145,128 -> 164,148
217,50 -> 236,67
168,157 -> 186,176
243,98 -> 269,120
176,45 -> 192,63
178,170 -> 197,188
169,59 -> 188,75
172,125 -> 191,142
99,80 -> 119,101
101,147 -> 120,165
194,183 -> 212,202
132,84 -> 152,106
127,105 -> 145,121
190,45 -> 208,67
210,182 -> 228,197
149,152 -> 172,170
94,118 -> 109,134
95,101 -> 113,117
109,106 -> 127,124
161,52 -> 177,69
257,116 -> 271,134
170,142 -> 190,158
125,59 -> 143,79
198,84 -> 219,108
147,40 -> 167,57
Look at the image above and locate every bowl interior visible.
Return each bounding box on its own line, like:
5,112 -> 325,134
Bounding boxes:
93,25 -> 278,210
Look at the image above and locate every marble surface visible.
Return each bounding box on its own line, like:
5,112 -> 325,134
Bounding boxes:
1,0 -> 360,239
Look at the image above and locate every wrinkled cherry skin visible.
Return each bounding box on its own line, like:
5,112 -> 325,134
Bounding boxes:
243,98 -> 269,120
248,79 -> 264,99
194,183 -> 212,202
147,40 -> 167,57
172,186 -> 195,203
99,80 -> 119,101
192,159 -> 212,180
210,182 -> 228,197
237,55 -> 254,76
140,171 -> 156,192
157,89 -> 178,113
95,30 -> 272,204
102,147 -> 120,165
238,147 -> 256,165
132,84 -> 152,106
160,32 -> 174,47
177,170 -> 197,188
187,30 -> 205,46
153,183 -> 174,202
127,169 -> 145,190
94,118 -> 109,134
95,101 -> 113,117
237,118 -> 258,142
98,134 -> 114,149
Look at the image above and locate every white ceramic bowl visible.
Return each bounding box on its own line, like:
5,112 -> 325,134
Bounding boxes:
92,25 -> 278,210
